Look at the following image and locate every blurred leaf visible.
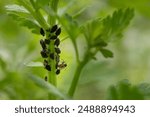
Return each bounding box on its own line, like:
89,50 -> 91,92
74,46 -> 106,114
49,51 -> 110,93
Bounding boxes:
107,79 -> 144,100
29,74 -> 69,99
58,0 -> 76,16
100,48 -> 113,58
24,61 -> 43,67
94,40 -> 108,47
5,4 -> 29,13
138,83 -> 150,99
60,13 -> 80,40
5,4 -> 40,34
108,86 -> 118,100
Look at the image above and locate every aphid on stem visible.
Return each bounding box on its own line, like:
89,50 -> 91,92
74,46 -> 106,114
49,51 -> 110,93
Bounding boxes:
40,39 -> 46,49
54,38 -> 60,47
50,25 -> 58,33
55,28 -> 61,36
40,28 -> 45,36
41,49 -> 48,58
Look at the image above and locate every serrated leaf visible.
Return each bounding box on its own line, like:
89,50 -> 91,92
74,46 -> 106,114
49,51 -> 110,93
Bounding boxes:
28,74 -> 69,99
21,19 -> 40,34
102,8 -> 134,41
81,18 -> 102,43
24,61 -> 43,67
100,48 -> 113,58
7,12 -> 40,34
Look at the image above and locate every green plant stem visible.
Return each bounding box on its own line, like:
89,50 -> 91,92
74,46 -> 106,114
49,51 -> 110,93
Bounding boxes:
47,0 -> 59,100
48,41 -> 57,100
68,50 -> 89,97
68,61 -> 87,97
73,41 -> 80,63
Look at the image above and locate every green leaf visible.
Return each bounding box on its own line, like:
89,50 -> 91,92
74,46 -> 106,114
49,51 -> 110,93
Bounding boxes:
107,79 -> 145,100
5,4 -> 29,13
60,13 -> 80,40
102,8 -> 134,41
100,48 -> 113,58
93,40 -> 108,47
81,18 -> 102,44
5,4 -> 41,34
28,74 -> 69,99
138,83 -> 150,99
108,86 -> 118,100
24,61 -> 43,67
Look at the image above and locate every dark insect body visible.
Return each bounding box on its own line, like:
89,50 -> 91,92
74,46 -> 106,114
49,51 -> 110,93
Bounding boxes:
55,47 -> 61,54
40,39 -> 46,49
44,39 -> 50,44
55,28 -> 61,36
56,69 -> 60,75
50,35 -> 57,40
45,64 -> 51,71
40,28 -> 45,36
41,50 -> 48,58
44,76 -> 48,81
54,38 -> 60,47
50,25 -> 58,33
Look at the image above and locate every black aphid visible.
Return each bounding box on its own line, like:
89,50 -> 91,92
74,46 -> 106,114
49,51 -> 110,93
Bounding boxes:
45,64 -> 51,71
50,25 -> 58,33
40,28 -> 45,36
40,39 -> 46,49
43,59 -> 48,66
50,35 -> 57,40
56,69 -> 60,75
44,76 -> 48,81
55,47 -> 61,54
41,50 -> 48,58
50,53 -> 54,60
54,38 -> 60,47
55,63 -> 58,69
44,39 -> 50,44
55,28 -> 61,36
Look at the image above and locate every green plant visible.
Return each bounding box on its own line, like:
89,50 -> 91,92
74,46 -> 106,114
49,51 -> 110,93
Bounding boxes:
5,0 -> 134,99
107,79 -> 150,100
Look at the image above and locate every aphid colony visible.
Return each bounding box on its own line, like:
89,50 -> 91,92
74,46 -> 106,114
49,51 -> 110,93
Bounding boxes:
39,25 -> 67,76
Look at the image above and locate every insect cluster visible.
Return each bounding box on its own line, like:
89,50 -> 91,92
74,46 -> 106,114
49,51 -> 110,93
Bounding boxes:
39,25 -> 67,77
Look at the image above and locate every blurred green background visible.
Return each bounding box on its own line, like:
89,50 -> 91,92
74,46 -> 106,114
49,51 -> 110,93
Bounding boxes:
1,0 -> 150,99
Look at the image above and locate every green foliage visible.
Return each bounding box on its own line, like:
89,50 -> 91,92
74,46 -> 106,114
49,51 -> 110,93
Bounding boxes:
107,79 -> 145,100
1,0 -> 138,99
29,74 -> 69,99
102,8 -> 134,42
80,8 -> 134,59
100,48 -> 113,58
5,4 -> 41,34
